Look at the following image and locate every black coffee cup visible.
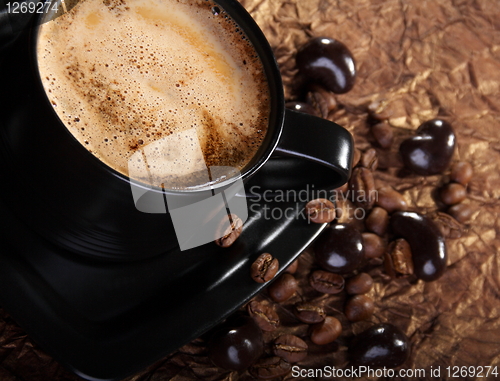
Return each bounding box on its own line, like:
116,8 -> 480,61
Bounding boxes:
0,0 -> 353,260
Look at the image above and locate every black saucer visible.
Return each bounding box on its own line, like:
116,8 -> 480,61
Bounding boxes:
0,184 -> 327,380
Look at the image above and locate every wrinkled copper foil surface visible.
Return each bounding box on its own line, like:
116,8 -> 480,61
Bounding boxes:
2,0 -> 500,379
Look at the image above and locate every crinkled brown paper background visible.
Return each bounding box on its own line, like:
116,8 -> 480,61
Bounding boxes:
2,0 -> 500,380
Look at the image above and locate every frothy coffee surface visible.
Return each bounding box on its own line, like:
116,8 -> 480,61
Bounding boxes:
37,0 -> 270,189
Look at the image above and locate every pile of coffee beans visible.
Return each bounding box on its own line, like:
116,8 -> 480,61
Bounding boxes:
205,36 -> 473,378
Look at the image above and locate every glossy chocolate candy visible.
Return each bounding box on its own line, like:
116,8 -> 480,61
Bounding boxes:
296,37 -> 356,94
314,224 -> 364,274
390,211 -> 447,282
399,119 -> 455,175
349,323 -> 410,368
208,316 -> 264,370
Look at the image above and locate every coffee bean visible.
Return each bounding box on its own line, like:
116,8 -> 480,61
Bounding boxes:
447,203 -> 474,223
309,270 -> 345,294
372,122 -> 394,149
305,198 -> 336,224
284,259 -> 299,274
215,213 -> 243,247
296,37 -> 356,94
375,186 -> 408,213
360,148 -> 378,171
440,183 -> 466,205
368,100 -> 393,120
349,167 -> 376,209
384,238 -> 414,278
362,232 -> 386,259
450,161 -> 473,185
349,323 -> 410,368
250,253 -> 279,283
248,356 -> 292,379
273,335 -> 308,363
344,294 -> 375,322
391,211 -> 447,282
315,224 -> 364,274
310,316 -> 342,345
247,300 -> 279,332
268,274 -> 298,303
365,207 -> 389,236
208,315 -> 263,370
285,101 -> 318,116
352,148 -> 361,167
294,302 -> 326,324
399,119 -> 456,175
346,272 -> 374,295
305,84 -> 337,118
431,211 -> 464,239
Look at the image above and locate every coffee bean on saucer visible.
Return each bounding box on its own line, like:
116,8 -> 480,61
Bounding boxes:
268,274 -> 298,303
315,224 -> 365,274
305,198 -> 336,223
349,323 -> 410,368
247,300 -> 279,332
440,183 -> 466,205
349,167 -> 376,209
362,232 -> 386,259
375,186 -> 408,213
215,213 -> 243,247
346,273 -> 373,295
208,315 -> 263,370
309,270 -> 345,294
450,161 -> 473,185
399,119 -> 455,175
248,356 -> 292,379
285,101 -> 318,116
294,302 -> 326,324
251,253 -> 279,283
273,335 -> 308,363
372,122 -> 394,149
384,238 -> 414,278
345,294 -> 375,322
296,37 -> 356,94
360,148 -> 378,171
447,203 -> 474,223
310,316 -> 342,345
365,207 -> 389,236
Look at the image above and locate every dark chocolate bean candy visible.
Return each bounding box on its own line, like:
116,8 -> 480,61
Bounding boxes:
349,323 -> 410,368
249,356 -> 292,379
345,294 -> 374,322
250,253 -> 279,283
247,300 -> 279,332
309,270 -> 345,294
273,335 -> 308,363
314,224 -> 364,274
440,183 -> 466,205
346,272 -> 373,295
208,316 -> 263,370
285,101 -> 318,116
310,316 -> 342,345
294,302 -> 326,324
268,274 -> 298,302
399,119 -> 456,175
390,211 -> 447,281
296,37 -> 356,94
450,161 -> 473,185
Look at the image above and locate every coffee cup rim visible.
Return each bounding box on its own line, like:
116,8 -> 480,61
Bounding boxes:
31,0 -> 286,195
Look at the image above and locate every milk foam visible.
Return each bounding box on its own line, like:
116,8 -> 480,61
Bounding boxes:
37,0 -> 270,188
